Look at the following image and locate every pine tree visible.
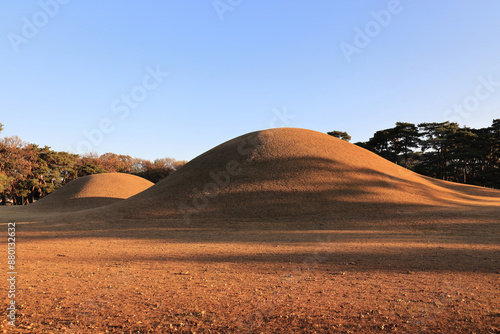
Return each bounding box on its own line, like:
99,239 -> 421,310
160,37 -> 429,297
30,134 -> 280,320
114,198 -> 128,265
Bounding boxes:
327,131 -> 351,142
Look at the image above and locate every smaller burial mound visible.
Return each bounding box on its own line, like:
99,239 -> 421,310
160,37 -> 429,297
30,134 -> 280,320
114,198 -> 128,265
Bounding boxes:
30,173 -> 154,212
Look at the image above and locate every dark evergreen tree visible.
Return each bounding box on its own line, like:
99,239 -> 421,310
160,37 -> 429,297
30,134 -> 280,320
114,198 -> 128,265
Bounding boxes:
327,131 -> 351,142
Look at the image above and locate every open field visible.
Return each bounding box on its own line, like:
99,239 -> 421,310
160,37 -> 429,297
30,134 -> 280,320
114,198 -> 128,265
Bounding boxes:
1,129 -> 499,333
2,213 -> 500,333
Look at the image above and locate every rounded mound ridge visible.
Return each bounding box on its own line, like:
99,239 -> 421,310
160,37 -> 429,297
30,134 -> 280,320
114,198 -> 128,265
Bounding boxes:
104,128 -> 500,220
31,173 -> 154,212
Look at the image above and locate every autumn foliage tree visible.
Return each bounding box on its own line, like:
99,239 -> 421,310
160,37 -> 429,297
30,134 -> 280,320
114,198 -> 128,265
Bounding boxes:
0,123 -> 187,205
0,136 -> 38,204
2,118 -> 498,205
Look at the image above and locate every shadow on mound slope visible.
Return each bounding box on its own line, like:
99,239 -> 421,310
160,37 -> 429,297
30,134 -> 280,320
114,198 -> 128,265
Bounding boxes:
97,128 -> 500,221
28,172 -> 154,212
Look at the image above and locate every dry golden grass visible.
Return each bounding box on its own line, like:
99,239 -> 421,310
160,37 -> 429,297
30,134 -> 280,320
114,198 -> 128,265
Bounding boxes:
29,173 -> 153,213
1,128 -> 499,333
90,128 -> 500,221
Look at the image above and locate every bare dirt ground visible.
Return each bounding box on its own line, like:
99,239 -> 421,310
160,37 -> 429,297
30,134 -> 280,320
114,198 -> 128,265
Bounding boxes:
2,210 -> 499,333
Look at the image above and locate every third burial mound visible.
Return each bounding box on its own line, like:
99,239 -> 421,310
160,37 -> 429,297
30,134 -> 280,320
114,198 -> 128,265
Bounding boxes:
102,128 -> 500,220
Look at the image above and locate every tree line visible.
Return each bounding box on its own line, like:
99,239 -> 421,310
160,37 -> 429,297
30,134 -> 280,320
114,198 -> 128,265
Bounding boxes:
329,119 -> 500,189
0,123 -> 186,205
1,119 -> 498,205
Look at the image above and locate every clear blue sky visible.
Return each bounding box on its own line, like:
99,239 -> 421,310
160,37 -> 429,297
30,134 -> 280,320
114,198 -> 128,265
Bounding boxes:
1,1 -> 499,161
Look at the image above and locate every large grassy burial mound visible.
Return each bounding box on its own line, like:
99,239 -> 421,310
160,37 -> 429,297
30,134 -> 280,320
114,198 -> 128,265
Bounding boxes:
103,128 -> 500,221
29,172 -> 154,212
